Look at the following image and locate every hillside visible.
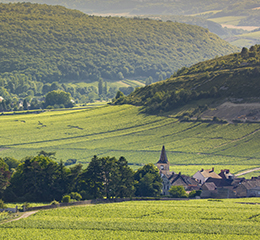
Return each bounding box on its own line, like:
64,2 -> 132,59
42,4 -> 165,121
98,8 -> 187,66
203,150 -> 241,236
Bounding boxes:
117,45 -> 260,116
0,104 -> 260,178
2,1 -> 260,48
0,3 -> 238,84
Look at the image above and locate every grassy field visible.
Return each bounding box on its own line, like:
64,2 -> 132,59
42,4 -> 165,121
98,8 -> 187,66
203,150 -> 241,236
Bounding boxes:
207,16 -> 246,26
0,104 -> 260,176
66,79 -> 145,90
1,199 -> 260,239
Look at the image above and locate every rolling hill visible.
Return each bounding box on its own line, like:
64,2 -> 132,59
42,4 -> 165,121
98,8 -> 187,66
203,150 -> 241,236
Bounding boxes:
117,44 -> 260,116
0,2 -> 238,85
2,0 -> 260,48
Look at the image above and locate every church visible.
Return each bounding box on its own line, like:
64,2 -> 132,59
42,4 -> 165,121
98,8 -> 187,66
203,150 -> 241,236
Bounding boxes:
156,145 -> 199,195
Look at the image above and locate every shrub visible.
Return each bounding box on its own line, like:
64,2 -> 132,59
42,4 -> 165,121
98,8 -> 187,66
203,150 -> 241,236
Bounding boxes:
50,200 -> 59,205
23,202 -> 31,210
70,192 -> 82,201
0,199 -> 6,209
62,195 -> 71,203
169,186 -> 188,198
188,190 -> 202,198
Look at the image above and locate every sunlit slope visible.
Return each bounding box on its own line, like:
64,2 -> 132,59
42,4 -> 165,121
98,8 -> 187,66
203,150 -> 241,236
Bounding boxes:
0,105 -> 260,171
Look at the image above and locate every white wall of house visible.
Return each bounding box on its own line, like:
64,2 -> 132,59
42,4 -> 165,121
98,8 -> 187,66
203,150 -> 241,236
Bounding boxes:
193,171 -> 207,184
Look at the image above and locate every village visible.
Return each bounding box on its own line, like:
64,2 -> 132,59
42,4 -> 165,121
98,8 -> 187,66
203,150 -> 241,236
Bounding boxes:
157,146 -> 260,198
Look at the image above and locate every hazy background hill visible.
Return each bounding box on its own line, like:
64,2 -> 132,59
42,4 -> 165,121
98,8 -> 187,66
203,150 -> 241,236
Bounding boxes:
2,0 -> 259,47
0,2 -> 238,104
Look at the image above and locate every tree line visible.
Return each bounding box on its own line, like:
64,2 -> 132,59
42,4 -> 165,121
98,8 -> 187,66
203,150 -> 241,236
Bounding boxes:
0,153 -> 162,202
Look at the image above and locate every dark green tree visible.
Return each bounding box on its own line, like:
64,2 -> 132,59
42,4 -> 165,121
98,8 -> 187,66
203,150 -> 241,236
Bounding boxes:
4,156 -> 69,202
1,100 -> 7,111
104,81 -> 108,95
3,157 -> 20,171
79,155 -> 134,199
134,163 -> 162,197
45,90 -> 73,108
115,157 -> 135,198
38,150 -> 56,159
98,78 -> 103,96
23,99 -> 28,110
79,155 -> 104,199
0,158 -> 11,198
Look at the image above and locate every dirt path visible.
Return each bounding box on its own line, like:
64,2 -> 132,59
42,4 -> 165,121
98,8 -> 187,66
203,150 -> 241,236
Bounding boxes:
1,211 -> 38,225
235,168 -> 260,177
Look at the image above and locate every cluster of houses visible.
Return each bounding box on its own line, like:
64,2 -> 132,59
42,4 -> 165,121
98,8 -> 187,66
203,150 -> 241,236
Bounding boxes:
157,146 -> 260,198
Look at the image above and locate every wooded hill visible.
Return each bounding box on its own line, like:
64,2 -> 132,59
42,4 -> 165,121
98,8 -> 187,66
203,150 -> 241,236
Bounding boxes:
115,45 -> 260,114
0,2 -> 238,86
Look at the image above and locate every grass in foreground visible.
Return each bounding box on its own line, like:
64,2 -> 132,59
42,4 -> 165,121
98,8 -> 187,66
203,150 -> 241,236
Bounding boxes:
1,199 -> 260,239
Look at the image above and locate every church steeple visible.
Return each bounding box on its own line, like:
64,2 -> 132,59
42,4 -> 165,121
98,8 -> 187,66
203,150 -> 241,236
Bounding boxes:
157,145 -> 170,173
157,145 -> 168,164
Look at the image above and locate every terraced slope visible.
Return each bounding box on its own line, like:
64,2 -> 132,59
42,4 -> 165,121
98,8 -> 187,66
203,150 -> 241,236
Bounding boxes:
0,105 -> 260,175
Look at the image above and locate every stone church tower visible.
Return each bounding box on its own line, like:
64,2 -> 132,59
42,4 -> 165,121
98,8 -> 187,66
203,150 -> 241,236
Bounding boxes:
156,145 -> 170,175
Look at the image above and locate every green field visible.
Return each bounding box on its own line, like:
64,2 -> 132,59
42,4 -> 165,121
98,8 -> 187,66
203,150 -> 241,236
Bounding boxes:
0,104 -> 260,176
207,16 -> 246,26
1,199 -> 260,239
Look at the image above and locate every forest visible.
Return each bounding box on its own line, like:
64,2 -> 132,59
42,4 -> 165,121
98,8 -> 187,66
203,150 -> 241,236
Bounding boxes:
0,2 -> 238,107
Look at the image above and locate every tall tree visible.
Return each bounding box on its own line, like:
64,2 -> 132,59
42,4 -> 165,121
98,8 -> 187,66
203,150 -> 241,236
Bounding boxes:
0,158 -> 11,198
80,155 -> 104,199
104,81 -> 108,95
98,78 -> 103,96
134,163 -> 162,197
80,155 -> 134,199
23,99 -> 28,110
5,156 -> 67,202
115,156 -> 135,198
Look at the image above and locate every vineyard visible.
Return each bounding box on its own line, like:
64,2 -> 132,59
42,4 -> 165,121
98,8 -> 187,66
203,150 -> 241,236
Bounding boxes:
0,104 -> 260,176
1,199 -> 260,239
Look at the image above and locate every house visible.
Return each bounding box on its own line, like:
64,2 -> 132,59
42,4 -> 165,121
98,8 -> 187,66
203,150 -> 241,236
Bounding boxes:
218,169 -> 234,180
233,178 -> 260,197
193,168 -> 222,184
161,172 -> 199,195
157,146 -> 199,195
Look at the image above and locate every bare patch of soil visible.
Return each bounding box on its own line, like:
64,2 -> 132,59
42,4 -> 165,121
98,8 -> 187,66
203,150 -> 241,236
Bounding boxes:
201,102 -> 260,123
0,148 -> 9,152
221,24 -> 259,31
0,211 -> 38,225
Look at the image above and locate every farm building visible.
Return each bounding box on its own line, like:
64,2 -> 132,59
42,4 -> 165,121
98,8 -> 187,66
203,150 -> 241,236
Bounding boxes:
193,168 -> 222,184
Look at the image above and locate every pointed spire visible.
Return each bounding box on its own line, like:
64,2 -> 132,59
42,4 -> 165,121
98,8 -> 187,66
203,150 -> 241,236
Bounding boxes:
157,145 -> 168,164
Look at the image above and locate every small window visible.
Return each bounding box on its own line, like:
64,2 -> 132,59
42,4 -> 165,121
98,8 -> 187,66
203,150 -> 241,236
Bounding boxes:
160,165 -> 164,170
